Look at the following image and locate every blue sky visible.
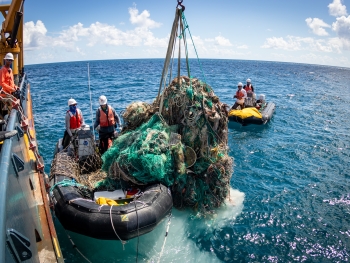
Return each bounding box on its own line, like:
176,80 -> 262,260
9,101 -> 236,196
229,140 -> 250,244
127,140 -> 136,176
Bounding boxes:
19,0 -> 350,67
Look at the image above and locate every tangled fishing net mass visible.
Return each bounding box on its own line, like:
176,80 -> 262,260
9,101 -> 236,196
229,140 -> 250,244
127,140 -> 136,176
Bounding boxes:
51,75 -> 233,215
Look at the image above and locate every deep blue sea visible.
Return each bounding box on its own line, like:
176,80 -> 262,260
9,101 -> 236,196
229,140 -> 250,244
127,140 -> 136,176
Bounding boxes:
26,59 -> 350,263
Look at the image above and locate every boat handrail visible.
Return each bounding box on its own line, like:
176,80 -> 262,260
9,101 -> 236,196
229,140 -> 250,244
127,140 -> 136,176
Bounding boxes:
0,73 -> 28,262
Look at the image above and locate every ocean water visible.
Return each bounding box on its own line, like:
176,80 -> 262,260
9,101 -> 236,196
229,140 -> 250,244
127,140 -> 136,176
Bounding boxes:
26,59 -> 350,262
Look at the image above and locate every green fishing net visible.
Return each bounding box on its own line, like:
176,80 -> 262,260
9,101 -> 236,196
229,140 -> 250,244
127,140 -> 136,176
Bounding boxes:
102,76 -> 233,215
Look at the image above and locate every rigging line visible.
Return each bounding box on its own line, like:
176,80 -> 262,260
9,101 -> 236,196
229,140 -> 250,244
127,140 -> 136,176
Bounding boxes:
134,196 -> 140,263
65,231 -> 92,263
87,63 -> 95,139
180,13 -> 191,79
109,205 -> 126,250
157,210 -> 172,263
177,24 -> 181,84
157,8 -> 181,102
168,30 -> 178,87
159,9 -> 181,114
181,13 -> 209,90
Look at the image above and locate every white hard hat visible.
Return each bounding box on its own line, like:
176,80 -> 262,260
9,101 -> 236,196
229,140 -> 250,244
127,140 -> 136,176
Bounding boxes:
99,95 -> 107,105
238,82 -> 243,87
246,78 -> 251,83
68,98 -> 77,106
4,53 -> 14,61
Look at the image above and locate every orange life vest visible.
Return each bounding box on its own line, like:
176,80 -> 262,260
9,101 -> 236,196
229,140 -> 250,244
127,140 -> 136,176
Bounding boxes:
245,84 -> 253,93
236,90 -> 244,100
67,110 -> 82,129
99,106 -> 115,127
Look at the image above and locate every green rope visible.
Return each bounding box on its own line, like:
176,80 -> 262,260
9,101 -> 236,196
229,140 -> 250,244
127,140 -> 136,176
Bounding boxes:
50,179 -> 85,193
181,13 -> 211,92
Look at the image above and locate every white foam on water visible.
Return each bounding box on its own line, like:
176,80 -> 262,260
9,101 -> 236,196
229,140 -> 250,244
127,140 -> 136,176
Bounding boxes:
148,188 -> 245,262
66,188 -> 245,262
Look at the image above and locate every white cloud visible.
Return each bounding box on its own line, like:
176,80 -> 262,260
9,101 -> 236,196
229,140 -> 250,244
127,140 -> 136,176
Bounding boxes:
189,35 -> 205,47
204,36 -> 232,46
332,15 -> 350,49
24,6 -> 167,54
23,20 -> 48,50
328,0 -> 347,17
261,36 -> 302,50
261,36 -> 342,53
327,37 -> 343,52
143,48 -> 162,56
237,45 -> 248,49
77,47 -> 86,55
209,46 -> 246,57
214,36 -> 232,46
128,5 -> 161,28
305,18 -> 331,36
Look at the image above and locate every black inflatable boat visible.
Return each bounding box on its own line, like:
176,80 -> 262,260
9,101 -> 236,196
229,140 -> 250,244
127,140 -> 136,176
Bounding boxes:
229,102 -> 275,126
50,126 -> 172,240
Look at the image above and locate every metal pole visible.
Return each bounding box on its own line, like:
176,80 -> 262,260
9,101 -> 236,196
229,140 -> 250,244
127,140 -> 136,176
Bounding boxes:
87,63 -> 95,138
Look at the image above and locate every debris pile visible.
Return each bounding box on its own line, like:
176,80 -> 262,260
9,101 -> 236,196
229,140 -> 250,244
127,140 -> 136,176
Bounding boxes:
102,76 -> 233,214
51,76 -> 233,214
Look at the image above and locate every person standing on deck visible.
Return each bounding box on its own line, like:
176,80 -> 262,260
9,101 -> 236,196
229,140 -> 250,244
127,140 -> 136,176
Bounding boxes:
62,98 -> 85,149
94,95 -> 121,154
0,53 -> 20,113
0,53 -> 19,97
231,82 -> 247,110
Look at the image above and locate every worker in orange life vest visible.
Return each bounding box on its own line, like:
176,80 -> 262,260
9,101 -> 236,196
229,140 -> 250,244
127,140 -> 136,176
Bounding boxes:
62,98 -> 85,149
0,53 -> 19,98
231,82 -> 247,110
93,95 -> 121,154
243,78 -> 254,95
243,78 -> 255,107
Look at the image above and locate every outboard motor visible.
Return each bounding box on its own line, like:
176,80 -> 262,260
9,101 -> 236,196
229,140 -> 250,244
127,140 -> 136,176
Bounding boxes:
258,94 -> 266,104
245,92 -> 257,107
256,94 -> 266,110
74,124 -> 95,161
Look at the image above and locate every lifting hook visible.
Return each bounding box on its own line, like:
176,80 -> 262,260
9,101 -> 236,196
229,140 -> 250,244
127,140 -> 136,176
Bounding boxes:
177,0 -> 185,12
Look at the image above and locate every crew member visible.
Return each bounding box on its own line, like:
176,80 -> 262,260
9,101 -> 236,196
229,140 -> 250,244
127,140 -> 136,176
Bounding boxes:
62,98 -> 85,149
94,95 -> 121,154
243,78 -> 255,107
231,82 -> 247,110
243,78 -> 254,95
0,52 -> 19,97
0,53 -> 20,112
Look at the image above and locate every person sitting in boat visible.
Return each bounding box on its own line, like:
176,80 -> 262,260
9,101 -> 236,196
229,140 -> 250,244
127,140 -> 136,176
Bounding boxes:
93,95 -> 121,154
255,94 -> 266,110
243,78 -> 255,107
231,82 -> 247,110
62,98 -> 85,149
